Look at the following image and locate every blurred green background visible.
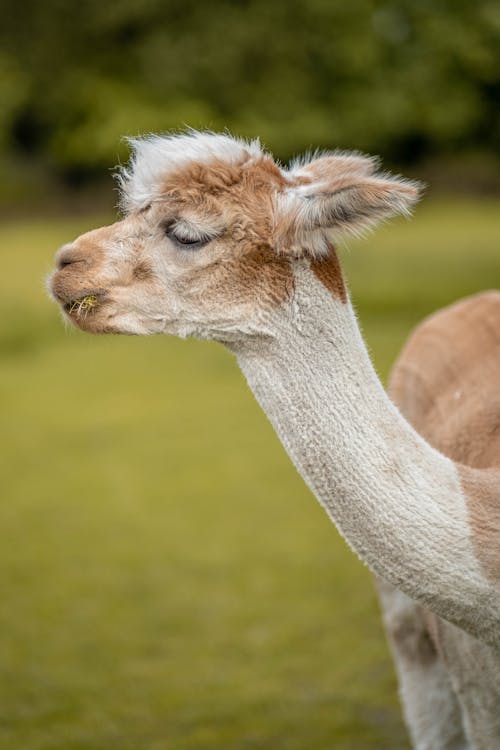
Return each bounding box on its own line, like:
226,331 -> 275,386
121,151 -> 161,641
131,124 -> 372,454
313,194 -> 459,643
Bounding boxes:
1,0 -> 500,207
1,2 -> 499,749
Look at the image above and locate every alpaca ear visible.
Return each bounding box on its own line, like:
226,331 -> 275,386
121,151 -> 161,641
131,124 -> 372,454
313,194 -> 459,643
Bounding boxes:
276,154 -> 422,256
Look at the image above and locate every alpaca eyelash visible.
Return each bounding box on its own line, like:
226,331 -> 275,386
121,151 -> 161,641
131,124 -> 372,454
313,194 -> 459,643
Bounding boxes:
171,233 -> 206,248
164,222 -> 212,249
163,218 -> 219,249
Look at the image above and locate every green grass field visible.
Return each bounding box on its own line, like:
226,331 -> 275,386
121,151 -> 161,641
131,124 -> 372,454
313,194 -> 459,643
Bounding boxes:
1,199 -> 499,749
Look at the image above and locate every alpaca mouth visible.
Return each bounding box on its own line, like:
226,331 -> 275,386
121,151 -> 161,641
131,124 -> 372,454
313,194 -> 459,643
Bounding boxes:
64,294 -> 100,318
60,292 -> 105,326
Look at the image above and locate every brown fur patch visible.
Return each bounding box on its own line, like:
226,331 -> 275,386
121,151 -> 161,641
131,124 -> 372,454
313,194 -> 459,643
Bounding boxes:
132,260 -> 154,281
310,247 -> 347,302
389,291 -> 500,579
159,154 -> 287,204
179,240 -> 294,312
157,156 -> 294,307
234,243 -> 294,307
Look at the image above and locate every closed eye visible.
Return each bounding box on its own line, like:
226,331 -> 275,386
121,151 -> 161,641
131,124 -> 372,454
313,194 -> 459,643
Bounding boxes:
164,223 -> 212,250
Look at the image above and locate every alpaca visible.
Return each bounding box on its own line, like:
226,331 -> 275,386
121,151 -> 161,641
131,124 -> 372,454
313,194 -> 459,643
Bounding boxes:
49,131 -> 500,749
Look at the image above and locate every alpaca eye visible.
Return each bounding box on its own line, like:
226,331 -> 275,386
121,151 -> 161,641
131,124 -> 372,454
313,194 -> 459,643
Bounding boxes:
172,234 -> 203,248
165,224 -> 209,250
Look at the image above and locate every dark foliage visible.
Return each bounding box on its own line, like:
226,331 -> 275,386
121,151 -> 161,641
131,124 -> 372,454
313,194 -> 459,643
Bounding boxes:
1,0 -> 499,179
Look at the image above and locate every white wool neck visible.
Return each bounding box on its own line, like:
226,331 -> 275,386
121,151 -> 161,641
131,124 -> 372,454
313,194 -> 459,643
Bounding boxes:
231,263 -> 498,644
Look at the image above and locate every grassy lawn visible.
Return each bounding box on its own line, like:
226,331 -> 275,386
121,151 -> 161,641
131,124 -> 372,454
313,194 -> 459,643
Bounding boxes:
0,198 -> 499,749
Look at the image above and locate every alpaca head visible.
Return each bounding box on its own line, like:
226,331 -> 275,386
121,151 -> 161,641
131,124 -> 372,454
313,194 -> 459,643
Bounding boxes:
50,131 -> 420,341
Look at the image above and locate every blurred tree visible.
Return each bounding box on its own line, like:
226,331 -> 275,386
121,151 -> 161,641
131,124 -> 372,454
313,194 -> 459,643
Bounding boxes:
0,0 -> 499,181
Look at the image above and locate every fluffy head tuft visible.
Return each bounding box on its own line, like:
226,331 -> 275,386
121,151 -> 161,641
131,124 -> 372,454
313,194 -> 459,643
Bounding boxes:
117,130 -> 263,212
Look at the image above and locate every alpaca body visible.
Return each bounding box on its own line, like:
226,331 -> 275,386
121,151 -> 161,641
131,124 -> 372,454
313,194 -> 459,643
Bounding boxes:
382,291 -> 500,748
49,131 -> 500,748
233,268 -> 500,747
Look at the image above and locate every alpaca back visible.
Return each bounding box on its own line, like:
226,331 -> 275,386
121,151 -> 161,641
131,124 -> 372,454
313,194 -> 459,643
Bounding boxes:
388,290 -> 500,471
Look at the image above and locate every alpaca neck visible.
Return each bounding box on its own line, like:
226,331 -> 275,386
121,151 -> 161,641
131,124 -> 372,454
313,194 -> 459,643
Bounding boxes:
231,261 -> 497,642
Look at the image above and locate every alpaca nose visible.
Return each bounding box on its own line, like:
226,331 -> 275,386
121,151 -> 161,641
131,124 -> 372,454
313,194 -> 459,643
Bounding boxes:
55,243 -> 88,270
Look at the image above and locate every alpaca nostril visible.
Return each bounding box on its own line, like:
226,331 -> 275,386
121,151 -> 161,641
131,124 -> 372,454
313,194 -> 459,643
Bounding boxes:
56,244 -> 87,270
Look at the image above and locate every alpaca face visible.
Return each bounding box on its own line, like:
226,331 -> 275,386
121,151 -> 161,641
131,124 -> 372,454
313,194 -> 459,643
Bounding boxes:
50,155 -> 293,339
49,132 -> 420,340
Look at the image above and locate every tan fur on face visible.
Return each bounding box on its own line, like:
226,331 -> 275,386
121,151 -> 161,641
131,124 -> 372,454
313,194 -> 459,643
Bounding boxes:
389,291 -> 500,579
156,156 -> 346,304
132,260 -> 154,281
51,224 -> 113,331
154,156 -> 295,309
